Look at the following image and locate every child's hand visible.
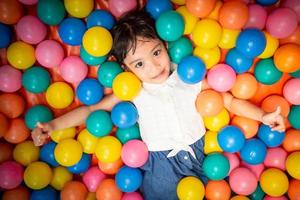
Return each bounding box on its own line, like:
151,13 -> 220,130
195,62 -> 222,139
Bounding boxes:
261,107 -> 286,132
31,122 -> 53,146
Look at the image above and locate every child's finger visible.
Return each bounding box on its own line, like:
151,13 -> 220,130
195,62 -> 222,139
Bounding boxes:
37,122 -> 44,129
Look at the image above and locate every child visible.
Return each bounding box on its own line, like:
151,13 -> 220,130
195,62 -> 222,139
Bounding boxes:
32,9 -> 285,200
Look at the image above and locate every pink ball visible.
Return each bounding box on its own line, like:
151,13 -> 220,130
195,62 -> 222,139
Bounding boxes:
108,0 -> 137,18
282,0 -> 300,21
16,15 -> 47,44
0,65 -> 22,93
266,8 -> 298,39
244,4 -> 267,30
18,0 -> 38,5
240,161 -> 265,180
263,147 -> 287,171
59,56 -> 88,84
223,152 -> 240,174
207,64 -> 236,92
83,166 -> 106,192
122,192 -> 144,200
283,78 -> 300,105
264,196 -> 288,200
121,140 -> 149,168
0,161 -> 24,189
35,40 -> 65,68
229,167 -> 258,196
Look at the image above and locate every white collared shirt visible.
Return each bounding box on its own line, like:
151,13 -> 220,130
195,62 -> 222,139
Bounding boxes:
132,67 -> 205,158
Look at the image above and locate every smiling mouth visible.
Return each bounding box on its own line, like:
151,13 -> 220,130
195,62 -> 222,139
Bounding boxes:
152,69 -> 166,79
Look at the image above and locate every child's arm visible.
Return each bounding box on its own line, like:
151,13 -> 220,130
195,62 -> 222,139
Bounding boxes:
222,92 -> 285,132
31,94 -> 121,146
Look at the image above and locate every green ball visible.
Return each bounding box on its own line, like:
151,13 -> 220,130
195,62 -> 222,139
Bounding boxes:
86,110 -> 113,137
254,58 -> 282,85
155,11 -> 184,42
80,46 -> 107,66
288,105 -> 300,130
203,152 -> 230,180
116,123 -> 141,144
37,0 -> 65,25
97,61 -> 123,88
22,66 -> 51,93
25,105 -> 53,130
168,37 -> 193,64
290,69 -> 300,78
249,184 -> 265,200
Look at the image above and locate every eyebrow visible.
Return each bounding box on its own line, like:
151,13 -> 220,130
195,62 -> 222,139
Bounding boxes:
129,43 -> 161,65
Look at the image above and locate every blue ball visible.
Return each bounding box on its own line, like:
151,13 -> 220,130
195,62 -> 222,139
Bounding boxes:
225,48 -> 253,74
40,141 -> 59,167
217,125 -> 245,153
236,28 -> 266,58
115,166 -> 143,192
256,0 -> 279,6
257,124 -> 285,147
76,78 -> 104,105
146,0 -> 173,20
111,102 -> 138,129
87,10 -> 115,30
86,110 -> 113,137
68,153 -> 91,174
240,138 -> 267,165
0,23 -> 12,48
58,17 -> 86,46
30,186 -> 58,200
177,56 -> 206,84
80,46 -> 107,66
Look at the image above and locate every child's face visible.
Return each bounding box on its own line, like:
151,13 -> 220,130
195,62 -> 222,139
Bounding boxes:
123,37 -> 171,84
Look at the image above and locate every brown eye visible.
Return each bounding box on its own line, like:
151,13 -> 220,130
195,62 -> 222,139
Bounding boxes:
135,61 -> 143,68
153,49 -> 161,56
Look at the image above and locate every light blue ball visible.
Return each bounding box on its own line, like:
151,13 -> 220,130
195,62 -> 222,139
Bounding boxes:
146,0 -> 173,20
76,78 -> 104,106
111,102 -> 138,129
116,166 -> 143,192
87,10 -> 115,30
225,48 -> 253,74
0,23 -> 12,48
240,138 -> 267,165
177,56 -> 206,84
58,17 -> 86,46
257,124 -> 285,147
217,125 -> 245,153
67,153 -> 91,174
40,141 -> 59,167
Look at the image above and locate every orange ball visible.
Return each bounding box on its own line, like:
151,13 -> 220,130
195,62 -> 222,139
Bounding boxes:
0,0 -> 23,24
231,73 -> 258,99
280,25 -> 300,46
0,142 -> 13,163
196,89 -> 224,117
282,129 -> 300,152
4,118 -> 30,144
261,95 -> 290,117
186,0 -> 217,18
96,179 -> 122,200
2,186 -> 30,200
274,43 -> 300,73
0,113 -> 8,138
288,179 -> 300,200
61,181 -> 88,200
0,93 -> 25,118
98,158 -> 124,175
205,180 -> 231,200
231,116 -> 259,139
218,1 -> 249,30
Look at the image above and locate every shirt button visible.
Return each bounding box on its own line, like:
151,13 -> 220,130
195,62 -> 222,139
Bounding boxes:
184,155 -> 188,160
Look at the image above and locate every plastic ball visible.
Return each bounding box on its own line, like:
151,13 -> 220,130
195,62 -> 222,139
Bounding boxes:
22,66 -> 51,93
205,180 -> 231,200
50,127 -> 76,143
204,108 -> 230,132
203,152 -> 230,180
0,142 -> 13,163
204,131 -> 222,154
77,129 -> 99,154
155,10 -> 184,42
218,28 -> 240,49
218,125 -> 245,153
86,110 -> 113,137
61,181 -> 88,200
37,0 -> 65,25
168,37 -> 193,64
249,185 -> 265,200
87,9 -> 115,30
96,178 -> 122,200
35,40 -> 64,68
231,73 -> 258,100
229,167 -> 257,196
80,46 -> 107,66
0,0 -> 23,25
0,65 -> 22,93
264,147 -> 287,170
2,186 -> 30,200
116,124 -> 141,144
115,166 -> 142,192
18,0 -> 38,5
64,0 -> 93,18
256,0 -> 278,6
58,17 -> 86,46
290,69 -> 300,78
122,192 -> 143,200
259,32 -> 279,59
4,118 -> 29,144
244,4 -> 267,30
83,166 -> 106,192
13,141 -> 39,166
97,61 -> 123,88
231,116 -> 259,139
282,129 -> 300,152
177,176 -> 205,200
40,141 -> 59,167
254,58 -> 282,85
76,78 -> 104,105
112,72 -> 142,101
288,105 -> 300,129
111,102 -> 138,129
194,46 -> 221,69
223,152 -> 240,174
225,48 -> 253,74
286,151 -> 300,179
0,23 -> 12,48
240,138 -> 267,164
50,166 -> 73,191
54,138 -> 83,167
176,6 -> 198,35
283,78 -> 300,105
288,179 -> 300,200
274,43 -> 300,73
146,0 -> 172,20
186,0 -> 216,18
68,153 -> 91,174
196,89 -> 224,117
24,161 -> 53,190
108,0 -> 137,18
257,124 -> 285,147
46,82 -> 74,109
95,136 -> 122,163
121,139 -> 148,168
98,158 -> 124,175
30,186 -> 57,200
59,56 -> 88,84
0,114 -> 8,138
0,161 -> 23,189
240,161 -> 264,182
283,0 -> 300,21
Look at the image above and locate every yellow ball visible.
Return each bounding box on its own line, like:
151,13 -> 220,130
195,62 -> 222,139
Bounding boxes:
204,131 -> 223,154
286,151 -> 300,179
193,46 -> 221,69
258,32 -> 279,59
50,166 -> 73,190
176,6 -> 198,35
7,41 -> 36,70
204,108 -> 230,132
64,0 -> 93,18
13,141 -> 39,166
50,127 -> 77,143
83,27 -> 113,57
171,0 -> 185,5
24,161 -> 53,190
192,19 -> 222,49
54,138 -> 83,167
86,192 -> 97,200
95,136 -> 122,163
260,168 -> 289,197
177,176 -> 205,200
207,1 -> 223,20
46,82 -> 74,109
218,28 -> 240,49
231,196 -> 250,200
77,129 -> 99,154
112,72 -> 142,101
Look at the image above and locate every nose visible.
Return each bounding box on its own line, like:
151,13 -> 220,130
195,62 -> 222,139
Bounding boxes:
148,57 -> 161,72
